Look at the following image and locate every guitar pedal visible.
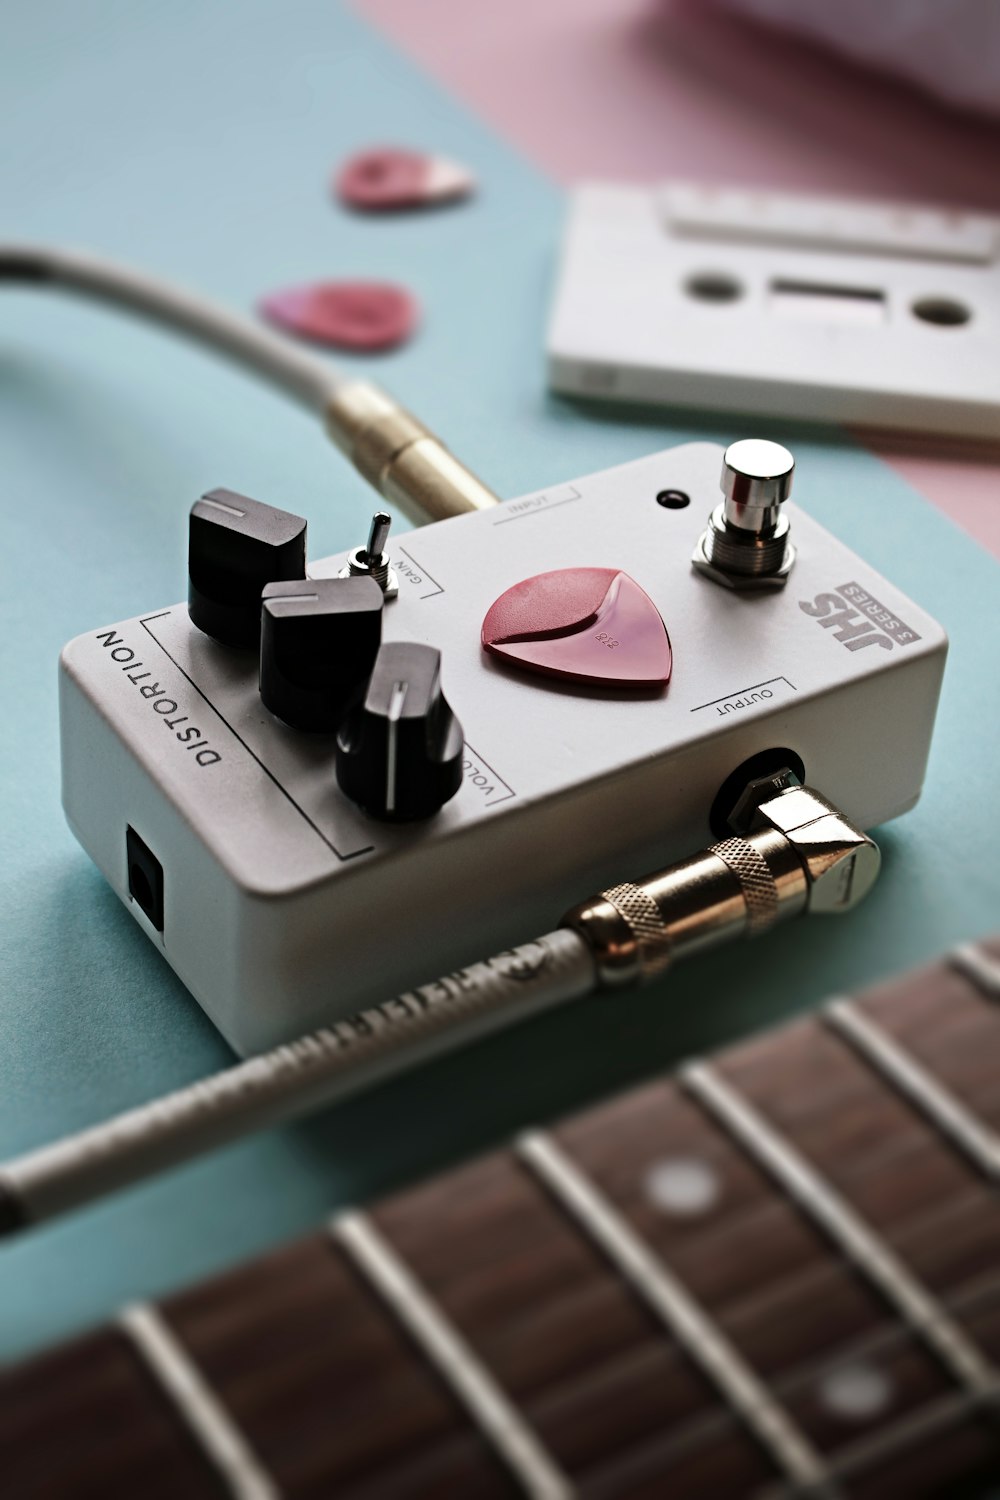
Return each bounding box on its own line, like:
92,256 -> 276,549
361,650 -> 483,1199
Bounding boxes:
59,441 -> 946,1054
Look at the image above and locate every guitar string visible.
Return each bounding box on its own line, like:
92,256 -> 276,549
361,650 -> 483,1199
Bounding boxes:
326,948 -> 995,1488
682,1063 -> 1000,1403
196,945 -> 1000,1490
120,1215 -> 997,1500
824,998 -> 1000,1183
25,943 -> 1000,1494
534,943 -> 1000,1355
757,1389 -> 980,1500
552,1270 -> 1000,1498
528,1189 -> 1000,1430
118,1302 -> 280,1500
103,942 -> 1000,1494
330,1210 -> 573,1500
516,1129 -> 834,1496
111,942 -> 1000,1494
514,1122 -> 1000,1491
558,1022 -> 1000,1492
950,942 -> 1000,1003
721,1182 -> 998,1368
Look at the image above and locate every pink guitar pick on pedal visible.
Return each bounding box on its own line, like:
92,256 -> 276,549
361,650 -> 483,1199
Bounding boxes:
258,282 -> 417,352
482,568 -> 672,687
335,147 -> 476,212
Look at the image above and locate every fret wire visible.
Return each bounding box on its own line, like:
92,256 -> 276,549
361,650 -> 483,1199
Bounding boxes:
824,999 -> 1000,1184
682,1063 -> 1000,1405
12,943 -> 1000,1499
760,1388 -> 982,1500
548,1260 -> 1000,1498
330,1210 -> 572,1500
516,1130 -> 833,1498
950,943 -> 1000,1002
118,1302 -> 279,1500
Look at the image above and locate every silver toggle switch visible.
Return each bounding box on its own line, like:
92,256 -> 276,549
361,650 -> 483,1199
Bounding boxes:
339,510 -> 400,599
692,438 -> 796,590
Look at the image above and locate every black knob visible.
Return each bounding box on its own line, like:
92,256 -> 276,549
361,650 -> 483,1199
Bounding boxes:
336,642 -> 464,821
259,577 -> 383,732
189,488 -> 306,649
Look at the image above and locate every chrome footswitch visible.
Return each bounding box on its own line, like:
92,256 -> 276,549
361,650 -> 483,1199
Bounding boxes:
693,439 -> 796,590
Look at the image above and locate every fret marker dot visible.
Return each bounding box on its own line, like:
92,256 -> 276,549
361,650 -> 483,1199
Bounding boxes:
819,1361 -> 892,1422
644,1156 -> 720,1217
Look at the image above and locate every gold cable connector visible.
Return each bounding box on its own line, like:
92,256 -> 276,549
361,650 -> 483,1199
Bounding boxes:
561,775 -> 880,987
325,381 -> 500,525
0,244 -> 501,527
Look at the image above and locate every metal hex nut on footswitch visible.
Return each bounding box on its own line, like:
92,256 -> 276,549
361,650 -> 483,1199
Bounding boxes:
691,530 -> 795,591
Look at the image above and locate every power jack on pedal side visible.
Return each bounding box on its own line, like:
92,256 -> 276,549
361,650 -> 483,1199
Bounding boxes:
126,826 -> 164,933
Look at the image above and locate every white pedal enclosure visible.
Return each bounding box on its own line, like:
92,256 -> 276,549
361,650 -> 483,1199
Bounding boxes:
548,183 -> 1000,438
60,443 -> 946,1054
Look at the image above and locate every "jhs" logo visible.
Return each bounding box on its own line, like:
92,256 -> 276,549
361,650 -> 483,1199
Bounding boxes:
798,592 -> 894,651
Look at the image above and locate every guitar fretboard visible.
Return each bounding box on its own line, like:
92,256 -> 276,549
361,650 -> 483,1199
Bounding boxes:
4,941 -> 1000,1499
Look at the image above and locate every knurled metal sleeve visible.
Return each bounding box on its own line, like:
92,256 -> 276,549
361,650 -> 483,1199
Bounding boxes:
600,883 -> 674,979
710,837 -> 780,934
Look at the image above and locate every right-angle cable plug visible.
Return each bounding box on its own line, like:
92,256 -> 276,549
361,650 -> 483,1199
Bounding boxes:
562,772 -> 880,986
0,773 -> 877,1239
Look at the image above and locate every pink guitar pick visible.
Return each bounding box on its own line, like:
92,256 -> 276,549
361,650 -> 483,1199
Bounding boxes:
258,282 -> 417,352
335,147 -> 476,212
482,568 -> 672,687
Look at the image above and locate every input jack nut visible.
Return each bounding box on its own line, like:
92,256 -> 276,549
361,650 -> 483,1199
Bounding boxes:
693,439 -> 796,591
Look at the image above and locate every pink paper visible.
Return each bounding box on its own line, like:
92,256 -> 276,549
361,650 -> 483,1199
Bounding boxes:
357,0 -> 1000,558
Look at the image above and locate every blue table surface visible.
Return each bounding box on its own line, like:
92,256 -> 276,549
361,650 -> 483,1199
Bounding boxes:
1,0 -> 998,1362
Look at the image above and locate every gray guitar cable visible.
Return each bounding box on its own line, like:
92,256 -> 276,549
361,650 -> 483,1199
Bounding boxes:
0,242 -> 349,409
0,777 -> 879,1238
0,242 -> 499,523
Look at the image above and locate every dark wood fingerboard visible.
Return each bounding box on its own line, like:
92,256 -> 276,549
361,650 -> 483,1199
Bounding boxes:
4,940 -> 1000,1499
